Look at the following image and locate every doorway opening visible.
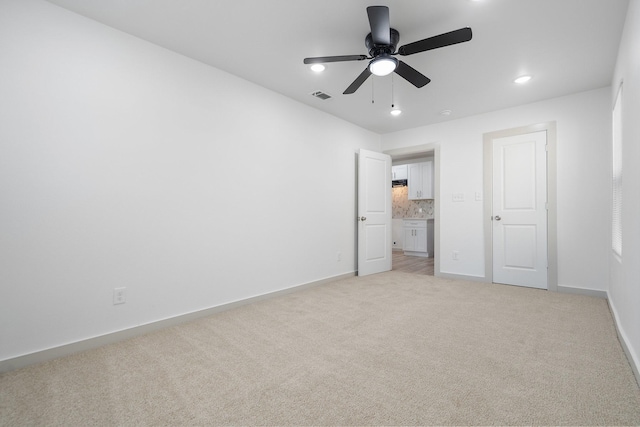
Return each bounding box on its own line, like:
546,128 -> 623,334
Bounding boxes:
384,144 -> 440,276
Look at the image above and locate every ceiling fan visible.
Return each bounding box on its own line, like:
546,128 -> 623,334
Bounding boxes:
303,6 -> 472,95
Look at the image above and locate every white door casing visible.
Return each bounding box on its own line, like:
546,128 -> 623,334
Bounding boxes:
358,149 -> 392,276
492,131 -> 548,289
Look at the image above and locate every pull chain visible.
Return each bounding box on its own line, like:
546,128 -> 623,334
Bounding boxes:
391,74 -> 395,108
371,77 -> 375,104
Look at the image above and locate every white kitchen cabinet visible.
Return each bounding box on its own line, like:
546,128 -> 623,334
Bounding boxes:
392,164 -> 408,181
403,219 -> 428,257
408,161 -> 433,200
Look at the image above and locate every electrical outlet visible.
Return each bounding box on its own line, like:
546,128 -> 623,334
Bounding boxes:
452,250 -> 460,261
113,287 -> 126,305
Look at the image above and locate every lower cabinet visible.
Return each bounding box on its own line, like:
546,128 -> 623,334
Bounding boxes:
403,219 -> 428,257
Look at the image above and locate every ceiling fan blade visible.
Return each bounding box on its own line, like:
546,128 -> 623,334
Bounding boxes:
394,61 -> 431,88
343,67 -> 372,94
367,6 -> 391,46
304,55 -> 368,64
398,27 -> 472,56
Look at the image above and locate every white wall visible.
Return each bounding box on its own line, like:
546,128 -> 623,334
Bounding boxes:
382,87 -> 611,290
0,0 -> 380,362
610,0 -> 640,378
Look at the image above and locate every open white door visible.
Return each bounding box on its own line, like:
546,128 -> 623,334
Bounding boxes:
357,149 -> 392,276
492,131 -> 548,289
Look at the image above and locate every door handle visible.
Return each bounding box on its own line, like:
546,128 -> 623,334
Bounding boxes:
359,216 -> 367,221
494,215 -> 501,221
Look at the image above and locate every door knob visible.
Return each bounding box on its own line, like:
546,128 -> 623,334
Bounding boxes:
494,215 -> 501,221
360,216 -> 367,221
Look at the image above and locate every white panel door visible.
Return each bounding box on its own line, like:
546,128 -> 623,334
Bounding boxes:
492,131 -> 547,289
358,149 -> 391,276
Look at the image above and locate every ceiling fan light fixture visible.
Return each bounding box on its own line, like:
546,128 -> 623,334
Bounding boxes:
304,6 -> 472,95
369,55 -> 398,76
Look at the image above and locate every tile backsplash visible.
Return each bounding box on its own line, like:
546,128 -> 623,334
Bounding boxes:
392,186 -> 434,219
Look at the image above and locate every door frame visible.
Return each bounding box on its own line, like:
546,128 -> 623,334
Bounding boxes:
384,142 -> 441,276
483,122 -> 558,291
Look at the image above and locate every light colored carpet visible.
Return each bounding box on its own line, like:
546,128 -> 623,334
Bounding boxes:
1,271 -> 639,426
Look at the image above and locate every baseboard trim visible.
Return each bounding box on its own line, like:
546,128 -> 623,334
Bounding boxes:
437,271 -> 488,283
0,272 -> 355,374
557,285 -> 607,299
606,294 -> 640,388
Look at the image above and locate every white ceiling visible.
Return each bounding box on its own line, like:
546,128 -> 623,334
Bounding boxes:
45,0 -> 629,134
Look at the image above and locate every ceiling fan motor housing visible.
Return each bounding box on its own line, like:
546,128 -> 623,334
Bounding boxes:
366,28 -> 400,57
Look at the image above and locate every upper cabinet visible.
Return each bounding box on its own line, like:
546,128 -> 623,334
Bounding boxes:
408,161 -> 434,200
391,164 -> 408,181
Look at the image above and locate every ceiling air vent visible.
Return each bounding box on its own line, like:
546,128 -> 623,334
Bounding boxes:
311,91 -> 332,100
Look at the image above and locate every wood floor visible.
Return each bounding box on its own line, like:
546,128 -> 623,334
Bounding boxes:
392,250 -> 434,275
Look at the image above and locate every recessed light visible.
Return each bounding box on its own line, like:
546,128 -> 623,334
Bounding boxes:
440,109 -> 452,116
390,109 -> 402,116
514,75 -> 532,84
310,64 -> 325,73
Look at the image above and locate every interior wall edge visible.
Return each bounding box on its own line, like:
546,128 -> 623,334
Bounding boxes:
0,271 -> 355,374
556,285 -> 607,299
437,271 -> 488,283
607,294 -> 640,387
